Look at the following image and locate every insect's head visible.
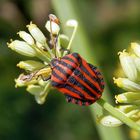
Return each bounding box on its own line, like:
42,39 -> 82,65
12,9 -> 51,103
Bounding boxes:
51,58 -> 60,68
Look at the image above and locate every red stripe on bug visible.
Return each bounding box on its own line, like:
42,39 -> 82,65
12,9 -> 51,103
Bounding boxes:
67,54 -> 80,66
61,59 -> 77,68
67,55 -> 102,92
67,81 -> 95,100
72,73 -> 101,98
77,67 -> 101,92
58,88 -> 81,99
53,68 -> 67,81
51,75 -> 64,84
82,59 -> 97,78
57,63 -> 73,76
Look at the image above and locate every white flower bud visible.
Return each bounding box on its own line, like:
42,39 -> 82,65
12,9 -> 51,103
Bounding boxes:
36,41 -> 43,49
115,92 -> 140,103
17,60 -> 45,71
35,95 -> 46,105
134,56 -> 140,73
34,67 -> 51,77
116,105 -> 139,121
126,110 -> 139,119
15,74 -> 37,87
17,31 -> 34,45
131,42 -> 140,58
118,50 -> 138,81
38,79 -> 49,86
27,22 -> 46,44
27,84 -> 47,104
45,21 -> 60,35
66,19 -> 78,27
99,115 -> 123,127
26,85 -> 44,96
113,77 -> 140,91
7,40 -> 37,57
27,81 -> 51,104
116,105 -> 138,114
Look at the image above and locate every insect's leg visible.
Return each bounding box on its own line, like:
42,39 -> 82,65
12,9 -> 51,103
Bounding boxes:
40,75 -> 51,81
65,94 -> 93,106
37,75 -> 51,81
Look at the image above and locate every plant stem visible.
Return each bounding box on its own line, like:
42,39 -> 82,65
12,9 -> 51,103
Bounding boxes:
44,43 -> 55,58
63,23 -> 78,56
67,24 -> 78,50
97,98 -> 140,131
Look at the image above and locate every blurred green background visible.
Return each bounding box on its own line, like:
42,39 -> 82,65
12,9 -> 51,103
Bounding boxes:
1,0 -> 140,140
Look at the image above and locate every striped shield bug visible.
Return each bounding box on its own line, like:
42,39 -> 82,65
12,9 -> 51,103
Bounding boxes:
22,52 -> 104,106
50,53 -> 104,106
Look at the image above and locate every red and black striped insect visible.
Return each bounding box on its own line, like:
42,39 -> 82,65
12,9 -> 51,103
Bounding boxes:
50,52 -> 104,106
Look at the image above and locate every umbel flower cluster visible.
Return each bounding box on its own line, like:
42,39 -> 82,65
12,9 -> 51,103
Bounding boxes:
7,14 -> 78,104
99,43 -> 140,127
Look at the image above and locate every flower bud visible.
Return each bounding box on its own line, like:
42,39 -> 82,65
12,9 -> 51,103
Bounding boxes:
38,79 -> 49,86
116,105 -> 140,121
27,81 -> 51,104
15,74 -> 37,87
27,84 -> 47,104
27,22 -> 46,44
17,31 -> 34,45
35,94 -> 46,105
35,67 -> 52,78
126,110 -> 139,119
17,60 -> 45,71
66,19 -> 78,27
49,14 -> 60,24
133,56 -> 140,73
118,50 -> 138,81
115,92 -> 140,103
131,42 -> 140,58
113,77 -> 140,91
45,21 -> 60,35
36,41 -> 43,49
116,105 -> 138,114
98,115 -> 123,127
7,40 -> 37,57
26,85 -> 44,96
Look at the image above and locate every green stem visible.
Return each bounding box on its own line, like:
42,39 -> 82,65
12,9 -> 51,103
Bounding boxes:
32,44 -> 51,62
67,25 -> 78,50
63,24 -> 78,56
44,43 -> 55,58
97,98 -> 140,131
